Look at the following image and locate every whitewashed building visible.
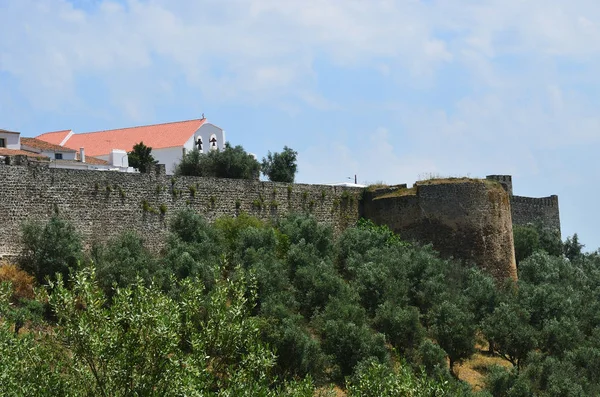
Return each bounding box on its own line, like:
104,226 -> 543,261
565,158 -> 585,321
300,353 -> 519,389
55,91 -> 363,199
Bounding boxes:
35,118 -> 226,175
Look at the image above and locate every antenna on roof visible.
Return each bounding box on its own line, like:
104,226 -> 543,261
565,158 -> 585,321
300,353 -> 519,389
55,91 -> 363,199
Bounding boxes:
202,113 -> 205,119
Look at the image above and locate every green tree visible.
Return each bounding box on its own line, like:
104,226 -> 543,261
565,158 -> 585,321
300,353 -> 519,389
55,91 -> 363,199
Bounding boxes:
128,141 -> 158,173
373,302 -> 424,354
176,143 -> 260,180
513,225 -> 540,264
20,215 -> 82,284
261,146 -> 298,183
92,231 -> 158,297
429,300 -> 476,376
483,302 -> 537,370
563,234 -> 584,262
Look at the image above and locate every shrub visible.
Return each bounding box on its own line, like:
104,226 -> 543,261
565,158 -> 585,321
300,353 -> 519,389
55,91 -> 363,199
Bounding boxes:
415,340 -> 449,379
316,297 -> 388,379
261,146 -> 298,183
20,215 -> 82,284
93,231 -> 158,297
128,141 -> 158,173
373,303 -> 424,354
176,144 -> 260,180
346,359 -> 463,397
0,264 -> 36,301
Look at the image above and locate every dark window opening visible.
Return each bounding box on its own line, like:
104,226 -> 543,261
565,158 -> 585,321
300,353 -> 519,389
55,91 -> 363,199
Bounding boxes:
0,138 -> 5,148
55,153 -> 63,160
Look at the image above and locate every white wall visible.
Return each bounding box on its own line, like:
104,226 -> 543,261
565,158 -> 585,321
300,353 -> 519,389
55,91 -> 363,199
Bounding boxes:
153,146 -> 187,175
109,149 -> 129,168
40,150 -> 76,160
191,123 -> 226,154
0,132 -> 20,150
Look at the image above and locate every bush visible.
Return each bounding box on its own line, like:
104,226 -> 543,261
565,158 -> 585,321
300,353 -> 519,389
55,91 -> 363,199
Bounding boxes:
373,302 -> 424,354
0,264 -> 36,301
128,141 -> 158,173
92,231 -> 158,297
316,297 -> 388,379
259,300 -> 327,380
415,339 -> 450,379
261,146 -> 298,183
347,358 -> 469,397
20,215 -> 82,284
176,143 -> 260,180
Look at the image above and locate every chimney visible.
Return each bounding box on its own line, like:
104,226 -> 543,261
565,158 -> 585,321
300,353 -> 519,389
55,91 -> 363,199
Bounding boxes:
80,147 -> 85,163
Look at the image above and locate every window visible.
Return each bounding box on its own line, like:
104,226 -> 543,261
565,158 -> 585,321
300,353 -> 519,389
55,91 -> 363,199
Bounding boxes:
55,153 -> 63,160
209,134 -> 218,150
0,138 -> 5,148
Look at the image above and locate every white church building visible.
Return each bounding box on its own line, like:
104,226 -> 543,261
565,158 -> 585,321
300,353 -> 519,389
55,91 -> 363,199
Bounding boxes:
35,118 -> 226,175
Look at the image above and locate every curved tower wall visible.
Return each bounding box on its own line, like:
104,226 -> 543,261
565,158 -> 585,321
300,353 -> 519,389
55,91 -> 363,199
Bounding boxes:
362,180 -> 517,281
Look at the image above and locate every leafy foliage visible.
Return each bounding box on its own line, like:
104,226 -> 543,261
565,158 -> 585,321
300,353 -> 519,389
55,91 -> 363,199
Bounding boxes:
176,143 -> 260,180
128,141 -> 158,173
261,146 -> 298,183
9,212 -> 600,395
20,215 -> 82,284
92,231 -> 159,297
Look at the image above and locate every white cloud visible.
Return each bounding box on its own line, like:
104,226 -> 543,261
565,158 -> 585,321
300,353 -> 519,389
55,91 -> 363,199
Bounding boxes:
299,127 -> 438,185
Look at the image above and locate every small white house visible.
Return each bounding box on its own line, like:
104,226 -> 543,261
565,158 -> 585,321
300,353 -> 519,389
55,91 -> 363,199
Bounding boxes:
0,129 -> 21,150
35,118 -> 226,175
20,137 -> 77,160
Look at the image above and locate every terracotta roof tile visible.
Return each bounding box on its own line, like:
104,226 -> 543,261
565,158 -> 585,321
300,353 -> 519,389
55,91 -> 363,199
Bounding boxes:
44,119 -> 206,157
74,152 -> 109,165
0,148 -> 48,158
20,137 -> 76,153
35,130 -> 72,145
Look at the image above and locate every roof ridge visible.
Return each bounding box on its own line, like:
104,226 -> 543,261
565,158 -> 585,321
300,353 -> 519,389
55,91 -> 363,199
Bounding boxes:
36,130 -> 71,137
78,118 -> 206,135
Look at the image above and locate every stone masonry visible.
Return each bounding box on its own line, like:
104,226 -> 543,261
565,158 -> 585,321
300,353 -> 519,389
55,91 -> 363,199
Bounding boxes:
0,161 -> 360,258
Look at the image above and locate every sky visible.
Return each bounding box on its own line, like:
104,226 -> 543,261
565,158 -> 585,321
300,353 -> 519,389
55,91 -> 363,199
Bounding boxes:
1,0 -> 599,249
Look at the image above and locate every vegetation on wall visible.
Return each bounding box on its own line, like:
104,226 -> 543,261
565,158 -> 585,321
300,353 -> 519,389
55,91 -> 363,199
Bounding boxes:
3,212 -> 599,395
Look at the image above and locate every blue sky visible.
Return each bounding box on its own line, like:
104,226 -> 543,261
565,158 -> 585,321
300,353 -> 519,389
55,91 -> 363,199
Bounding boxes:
1,0 -> 599,249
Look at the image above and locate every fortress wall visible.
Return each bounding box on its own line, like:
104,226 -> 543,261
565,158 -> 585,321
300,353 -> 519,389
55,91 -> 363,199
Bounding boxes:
362,180 -> 517,281
511,195 -> 561,236
0,163 -> 361,258
0,161 -> 558,282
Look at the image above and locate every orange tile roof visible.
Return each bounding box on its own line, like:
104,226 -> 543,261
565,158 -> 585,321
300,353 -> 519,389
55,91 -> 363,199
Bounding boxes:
74,152 -> 109,165
83,156 -> 109,165
35,130 -> 72,145
20,137 -> 76,153
0,148 -> 48,158
42,119 -> 206,157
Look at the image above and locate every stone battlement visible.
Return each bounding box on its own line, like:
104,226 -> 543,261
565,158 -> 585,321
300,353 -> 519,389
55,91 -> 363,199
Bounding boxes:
0,162 -> 561,281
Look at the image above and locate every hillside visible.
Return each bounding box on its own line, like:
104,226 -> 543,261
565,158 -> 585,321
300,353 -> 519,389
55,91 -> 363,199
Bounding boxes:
0,211 -> 595,396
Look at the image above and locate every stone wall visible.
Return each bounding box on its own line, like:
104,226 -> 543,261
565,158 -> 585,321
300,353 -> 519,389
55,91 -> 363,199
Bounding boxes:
511,195 -> 561,236
362,180 -> 518,281
0,163 -> 361,258
0,161 -> 559,282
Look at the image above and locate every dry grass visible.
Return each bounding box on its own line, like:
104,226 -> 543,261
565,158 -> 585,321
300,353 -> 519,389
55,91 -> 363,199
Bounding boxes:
366,183 -> 389,192
374,187 -> 417,199
0,263 -> 36,301
456,348 -> 513,391
415,177 -> 479,185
